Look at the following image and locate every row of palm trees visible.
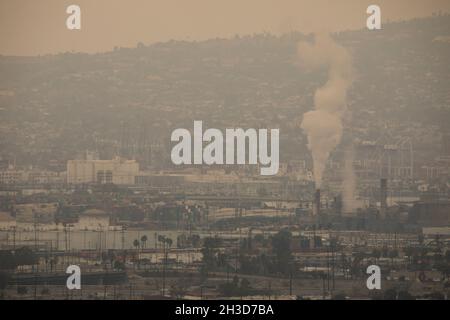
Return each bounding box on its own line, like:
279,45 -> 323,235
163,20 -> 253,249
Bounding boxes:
132,235 -> 173,251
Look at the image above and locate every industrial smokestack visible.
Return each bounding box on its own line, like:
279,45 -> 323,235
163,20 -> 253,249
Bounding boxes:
313,189 -> 321,216
380,178 -> 387,219
342,145 -> 356,214
298,33 -> 354,189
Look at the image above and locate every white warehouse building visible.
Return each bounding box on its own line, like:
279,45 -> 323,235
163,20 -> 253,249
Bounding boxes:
67,157 -> 139,185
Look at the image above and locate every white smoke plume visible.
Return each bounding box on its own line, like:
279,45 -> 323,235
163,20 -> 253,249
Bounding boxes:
298,33 -> 354,188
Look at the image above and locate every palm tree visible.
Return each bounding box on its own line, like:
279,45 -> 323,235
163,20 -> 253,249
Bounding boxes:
157,236 -> 173,297
158,235 -> 166,245
133,239 -> 141,270
141,235 -> 148,249
133,239 -> 140,250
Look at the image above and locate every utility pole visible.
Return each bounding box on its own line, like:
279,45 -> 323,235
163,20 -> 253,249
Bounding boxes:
327,245 -> 330,292
33,210 -> 38,251
332,243 -> 336,291
162,240 -> 167,297
64,224 -> 68,252
268,281 -> 272,300
289,270 -> 293,296
322,274 -> 326,299
121,228 -> 125,250
12,226 -> 16,250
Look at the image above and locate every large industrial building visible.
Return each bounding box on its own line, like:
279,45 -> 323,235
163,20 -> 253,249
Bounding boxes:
408,200 -> 450,227
67,157 -> 139,185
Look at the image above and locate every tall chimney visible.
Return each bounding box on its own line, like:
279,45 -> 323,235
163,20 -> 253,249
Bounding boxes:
313,189 -> 321,216
380,178 -> 387,219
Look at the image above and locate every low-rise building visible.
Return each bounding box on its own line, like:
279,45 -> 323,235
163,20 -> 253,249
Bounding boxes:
75,209 -> 110,231
0,212 -> 16,230
67,157 -> 139,185
14,203 -> 58,224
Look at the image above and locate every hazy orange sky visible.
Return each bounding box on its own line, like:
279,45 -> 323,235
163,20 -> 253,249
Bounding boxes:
1,0 -> 450,56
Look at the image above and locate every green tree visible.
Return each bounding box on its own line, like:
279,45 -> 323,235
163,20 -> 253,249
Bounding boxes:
201,237 -> 221,274
15,247 -> 37,266
240,278 -> 251,295
113,260 -> 126,271
271,229 -> 292,275
383,288 -> 397,300
190,234 -> 201,247
0,251 -> 17,270
397,290 -> 414,300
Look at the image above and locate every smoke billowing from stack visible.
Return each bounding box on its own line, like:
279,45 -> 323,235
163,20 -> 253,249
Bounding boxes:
298,33 -> 354,190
